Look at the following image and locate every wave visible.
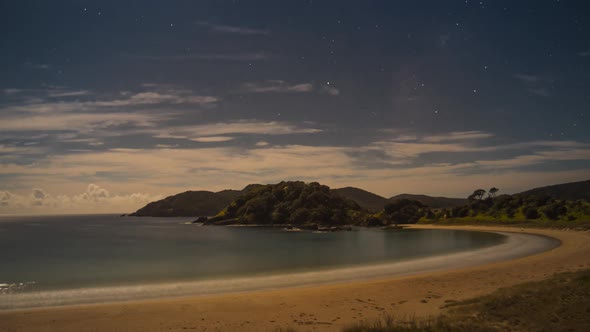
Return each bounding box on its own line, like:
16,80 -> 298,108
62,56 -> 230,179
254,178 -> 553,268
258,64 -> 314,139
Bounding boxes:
0,282 -> 37,295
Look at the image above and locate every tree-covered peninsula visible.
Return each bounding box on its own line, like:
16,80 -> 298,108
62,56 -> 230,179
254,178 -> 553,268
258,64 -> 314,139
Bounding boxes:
207,181 -> 370,227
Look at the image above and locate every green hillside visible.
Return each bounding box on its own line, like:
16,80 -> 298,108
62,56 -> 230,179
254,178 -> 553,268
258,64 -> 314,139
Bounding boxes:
129,190 -> 233,217
209,181 -> 370,226
518,179 -> 590,201
389,193 -> 467,209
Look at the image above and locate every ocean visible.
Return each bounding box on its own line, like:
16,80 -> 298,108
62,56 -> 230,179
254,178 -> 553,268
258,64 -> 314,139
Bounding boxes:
0,214 -> 507,309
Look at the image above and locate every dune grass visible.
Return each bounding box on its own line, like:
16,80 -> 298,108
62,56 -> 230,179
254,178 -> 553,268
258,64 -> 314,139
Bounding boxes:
342,269 -> 590,332
279,269 -> 590,331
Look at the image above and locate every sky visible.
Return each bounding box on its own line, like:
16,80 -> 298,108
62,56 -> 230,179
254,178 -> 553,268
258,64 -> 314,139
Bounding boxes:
1,0 -> 589,214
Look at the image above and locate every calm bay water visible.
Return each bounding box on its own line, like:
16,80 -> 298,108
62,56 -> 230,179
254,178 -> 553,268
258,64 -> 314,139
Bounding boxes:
0,214 -> 506,305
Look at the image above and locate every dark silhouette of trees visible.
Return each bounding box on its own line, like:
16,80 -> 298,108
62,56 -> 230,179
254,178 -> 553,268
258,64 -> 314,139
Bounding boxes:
488,187 -> 499,198
212,181 -> 367,226
383,199 -> 427,225
468,189 -> 486,201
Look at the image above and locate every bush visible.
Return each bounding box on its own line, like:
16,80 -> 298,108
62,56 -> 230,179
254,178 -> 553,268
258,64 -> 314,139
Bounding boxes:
524,207 -> 540,219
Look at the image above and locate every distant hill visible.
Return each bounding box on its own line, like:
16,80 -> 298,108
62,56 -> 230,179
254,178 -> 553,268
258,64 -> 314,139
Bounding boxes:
214,189 -> 243,202
129,191 -> 232,217
518,180 -> 590,201
389,194 -> 468,209
331,187 -> 389,212
129,184 -> 264,217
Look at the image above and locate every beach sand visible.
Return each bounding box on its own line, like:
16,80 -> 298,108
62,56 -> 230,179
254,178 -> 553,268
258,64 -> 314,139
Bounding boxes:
1,225 -> 589,332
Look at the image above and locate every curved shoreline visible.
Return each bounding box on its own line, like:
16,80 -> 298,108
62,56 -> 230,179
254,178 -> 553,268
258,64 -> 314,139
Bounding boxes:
1,226 -> 588,332
0,230 -> 556,311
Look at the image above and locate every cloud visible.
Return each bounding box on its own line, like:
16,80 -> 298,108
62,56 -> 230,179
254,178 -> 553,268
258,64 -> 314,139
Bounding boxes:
241,81 -> 340,96
242,81 -> 314,93
1,123 -> 589,213
133,53 -> 270,61
578,50 -> 590,57
3,88 -> 24,95
91,92 -> 218,107
0,112 -> 157,132
0,87 -> 219,133
469,148 -> 590,169
528,88 -> 550,97
513,73 -> 553,96
514,74 -> 541,84
24,62 -> 51,70
153,120 -> 322,139
47,90 -> 91,98
1,89 -> 218,114
197,22 -> 270,35
321,85 -> 340,96
190,136 -> 235,143
420,131 -> 494,142
0,184 -> 162,215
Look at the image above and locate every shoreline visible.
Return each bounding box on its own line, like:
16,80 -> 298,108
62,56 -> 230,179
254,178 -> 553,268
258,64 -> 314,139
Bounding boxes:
0,229 -> 555,311
1,225 -> 589,331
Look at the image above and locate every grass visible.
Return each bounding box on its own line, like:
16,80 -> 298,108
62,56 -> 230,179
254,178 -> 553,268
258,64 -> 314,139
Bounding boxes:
345,269 -> 590,332
281,269 -> 590,331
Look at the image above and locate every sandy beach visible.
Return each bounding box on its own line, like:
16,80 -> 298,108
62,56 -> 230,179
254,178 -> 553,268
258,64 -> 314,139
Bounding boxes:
1,225 -> 589,332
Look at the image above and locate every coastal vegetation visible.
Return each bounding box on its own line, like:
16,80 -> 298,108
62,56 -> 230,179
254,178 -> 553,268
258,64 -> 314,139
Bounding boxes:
340,268 -> 590,332
424,186 -> 590,228
129,179 -> 590,228
208,181 -> 368,227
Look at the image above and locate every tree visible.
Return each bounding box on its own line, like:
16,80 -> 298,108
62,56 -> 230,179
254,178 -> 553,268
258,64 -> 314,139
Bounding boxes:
468,189 -> 486,201
524,207 -> 540,219
383,199 -> 427,225
488,187 -> 499,198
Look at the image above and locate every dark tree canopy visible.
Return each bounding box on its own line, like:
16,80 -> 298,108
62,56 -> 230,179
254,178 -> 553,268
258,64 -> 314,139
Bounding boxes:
383,199 -> 427,225
211,181 -> 369,226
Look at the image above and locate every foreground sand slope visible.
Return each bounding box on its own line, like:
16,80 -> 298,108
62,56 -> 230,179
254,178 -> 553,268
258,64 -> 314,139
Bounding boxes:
1,225 -> 589,332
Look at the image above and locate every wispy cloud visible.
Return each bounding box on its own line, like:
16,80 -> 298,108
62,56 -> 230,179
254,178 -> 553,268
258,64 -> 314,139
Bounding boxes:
241,81 -> 340,95
578,50 -> 590,57
47,90 -> 91,98
514,73 -> 541,84
3,88 -> 24,95
242,81 -> 314,93
154,120 -> 322,139
133,53 -> 270,61
420,131 -> 494,143
321,85 -> 340,96
513,73 -> 552,97
92,92 -> 219,107
24,62 -> 51,70
197,22 -> 270,35
528,88 -> 550,97
0,113 -> 158,132
190,136 -> 235,143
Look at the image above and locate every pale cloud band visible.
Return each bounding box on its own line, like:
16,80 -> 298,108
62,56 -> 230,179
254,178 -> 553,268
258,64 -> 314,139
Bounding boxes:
0,184 -> 162,215
1,132 -> 589,214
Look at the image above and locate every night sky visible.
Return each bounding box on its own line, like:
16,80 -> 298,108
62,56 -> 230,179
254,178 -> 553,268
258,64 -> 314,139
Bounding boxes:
1,0 -> 589,214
